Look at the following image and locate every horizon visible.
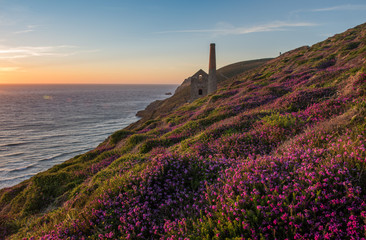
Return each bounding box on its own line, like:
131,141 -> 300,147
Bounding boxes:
0,0 -> 366,85
0,83 -> 179,86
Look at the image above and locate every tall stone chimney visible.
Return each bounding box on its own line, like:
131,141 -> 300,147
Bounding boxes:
208,43 -> 217,94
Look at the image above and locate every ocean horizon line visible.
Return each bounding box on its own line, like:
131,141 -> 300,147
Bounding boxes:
0,83 -> 179,86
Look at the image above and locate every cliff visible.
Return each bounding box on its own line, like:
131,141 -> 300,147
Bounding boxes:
1,23 -> 366,239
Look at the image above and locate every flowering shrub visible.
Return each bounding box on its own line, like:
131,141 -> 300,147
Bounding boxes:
33,154 -> 235,239
188,148 -> 366,239
2,22 -> 366,240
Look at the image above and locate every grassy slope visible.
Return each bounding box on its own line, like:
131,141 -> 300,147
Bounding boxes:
1,23 -> 366,239
132,58 -> 271,125
216,58 -> 273,81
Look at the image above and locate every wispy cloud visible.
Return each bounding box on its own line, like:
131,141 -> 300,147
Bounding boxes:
157,21 -> 317,35
0,45 -> 76,60
312,4 -> 366,12
13,25 -> 37,34
0,67 -> 20,72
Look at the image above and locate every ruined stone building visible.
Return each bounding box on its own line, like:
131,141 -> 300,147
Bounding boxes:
190,69 -> 208,101
190,43 -> 218,101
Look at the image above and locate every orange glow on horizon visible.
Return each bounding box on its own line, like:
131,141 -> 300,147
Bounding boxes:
0,64 -> 189,85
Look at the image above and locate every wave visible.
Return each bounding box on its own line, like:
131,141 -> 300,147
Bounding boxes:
9,163 -> 37,173
38,149 -> 88,163
0,152 -> 25,158
0,141 -> 29,148
0,173 -> 36,188
0,84 -> 177,189
27,133 -> 69,142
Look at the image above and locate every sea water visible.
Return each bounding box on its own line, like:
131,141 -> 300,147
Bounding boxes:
0,84 -> 177,189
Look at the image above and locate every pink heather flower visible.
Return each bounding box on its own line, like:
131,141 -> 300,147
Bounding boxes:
106,232 -> 114,238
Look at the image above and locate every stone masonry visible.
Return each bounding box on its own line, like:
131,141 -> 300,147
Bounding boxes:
190,43 -> 218,101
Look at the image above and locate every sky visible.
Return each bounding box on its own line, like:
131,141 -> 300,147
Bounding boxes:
0,0 -> 365,85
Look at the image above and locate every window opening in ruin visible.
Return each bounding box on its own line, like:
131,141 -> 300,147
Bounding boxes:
198,89 -> 203,95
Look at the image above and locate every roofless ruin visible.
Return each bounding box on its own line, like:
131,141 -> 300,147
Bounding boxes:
190,43 -> 218,101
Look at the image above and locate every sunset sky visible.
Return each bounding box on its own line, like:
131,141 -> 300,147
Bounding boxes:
0,0 -> 366,84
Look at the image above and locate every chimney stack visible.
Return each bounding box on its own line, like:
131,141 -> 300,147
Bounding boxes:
208,43 -> 217,94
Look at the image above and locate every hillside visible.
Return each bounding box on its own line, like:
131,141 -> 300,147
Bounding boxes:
216,58 -> 274,80
1,22 -> 366,239
133,58 -> 271,124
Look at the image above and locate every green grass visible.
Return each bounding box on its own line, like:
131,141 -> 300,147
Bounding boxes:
261,112 -> 299,128
343,41 -> 361,51
110,129 -> 134,145
2,22 -> 366,240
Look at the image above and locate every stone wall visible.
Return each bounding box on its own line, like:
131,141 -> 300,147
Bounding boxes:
190,69 -> 208,102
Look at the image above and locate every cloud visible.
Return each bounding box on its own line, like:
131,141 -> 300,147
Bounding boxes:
312,4 -> 366,12
0,45 -> 77,60
157,21 -> 317,35
13,25 -> 37,34
0,67 -> 19,72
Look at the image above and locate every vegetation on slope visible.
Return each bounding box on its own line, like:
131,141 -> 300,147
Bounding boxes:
133,58 -> 271,123
1,23 -> 366,239
216,58 -> 273,81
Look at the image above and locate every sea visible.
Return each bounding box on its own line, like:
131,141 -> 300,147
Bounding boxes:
0,84 -> 177,189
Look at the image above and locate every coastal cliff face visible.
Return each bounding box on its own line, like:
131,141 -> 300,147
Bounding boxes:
1,23 -> 366,239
